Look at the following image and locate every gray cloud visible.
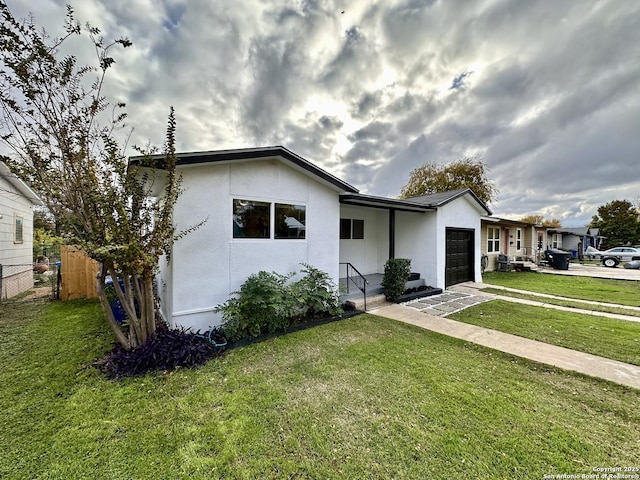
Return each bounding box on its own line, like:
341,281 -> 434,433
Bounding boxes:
9,0 -> 640,227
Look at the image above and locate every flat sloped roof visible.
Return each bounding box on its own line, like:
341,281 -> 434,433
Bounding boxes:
129,146 -> 359,194
339,193 -> 435,212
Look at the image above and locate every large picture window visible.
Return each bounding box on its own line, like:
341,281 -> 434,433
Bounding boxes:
233,199 -> 270,238
487,226 -> 499,253
275,204 -> 306,239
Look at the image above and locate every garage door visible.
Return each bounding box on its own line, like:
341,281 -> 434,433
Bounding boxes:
445,228 -> 474,287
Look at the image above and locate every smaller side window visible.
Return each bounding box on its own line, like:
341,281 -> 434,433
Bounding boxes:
487,226 -> 500,253
14,214 -> 24,244
340,218 -> 365,240
340,218 -> 351,239
352,219 -> 364,239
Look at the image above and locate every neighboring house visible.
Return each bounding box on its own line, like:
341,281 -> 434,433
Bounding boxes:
481,217 -> 546,271
133,146 -> 491,331
0,161 -> 42,300
545,227 -> 606,258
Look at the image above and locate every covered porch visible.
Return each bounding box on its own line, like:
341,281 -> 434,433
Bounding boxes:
338,194 -> 436,307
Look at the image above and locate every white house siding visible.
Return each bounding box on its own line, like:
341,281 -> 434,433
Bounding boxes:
0,173 -> 35,299
156,254 -> 173,327
167,159 -> 340,331
394,210 -> 438,287
338,205 -> 388,275
434,196 -> 483,287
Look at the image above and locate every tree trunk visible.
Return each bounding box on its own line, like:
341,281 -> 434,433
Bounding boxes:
98,264 -> 160,349
96,264 -> 131,350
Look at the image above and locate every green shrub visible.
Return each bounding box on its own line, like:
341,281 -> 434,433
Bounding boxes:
215,265 -> 343,341
215,271 -> 296,341
381,258 -> 411,301
292,263 -> 343,317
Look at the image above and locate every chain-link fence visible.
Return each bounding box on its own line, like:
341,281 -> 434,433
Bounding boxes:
0,261 -> 61,302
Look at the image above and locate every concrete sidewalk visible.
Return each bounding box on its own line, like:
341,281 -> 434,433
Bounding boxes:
452,282 -> 640,323
370,303 -> 640,390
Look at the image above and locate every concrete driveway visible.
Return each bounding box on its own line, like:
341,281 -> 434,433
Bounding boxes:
540,262 -> 640,281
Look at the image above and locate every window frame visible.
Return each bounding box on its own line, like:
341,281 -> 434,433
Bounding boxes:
232,199 -> 307,240
14,213 -> 24,244
340,218 -> 364,240
352,219 -> 364,239
339,218 -> 351,240
274,203 -> 306,239
516,228 -> 522,251
487,226 -> 500,253
232,199 -> 272,239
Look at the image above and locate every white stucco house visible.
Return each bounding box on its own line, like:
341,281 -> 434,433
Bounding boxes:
132,146 -> 491,331
0,161 -> 42,299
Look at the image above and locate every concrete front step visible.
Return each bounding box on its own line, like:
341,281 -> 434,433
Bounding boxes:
346,293 -> 389,311
511,261 -> 540,272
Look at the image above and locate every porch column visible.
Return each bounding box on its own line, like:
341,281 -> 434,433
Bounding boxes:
388,209 -> 395,259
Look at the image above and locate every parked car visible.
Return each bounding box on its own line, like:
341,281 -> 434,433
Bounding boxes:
586,246 -> 640,267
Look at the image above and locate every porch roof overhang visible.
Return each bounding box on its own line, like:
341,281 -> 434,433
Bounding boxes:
481,216 -> 541,227
339,193 -> 435,213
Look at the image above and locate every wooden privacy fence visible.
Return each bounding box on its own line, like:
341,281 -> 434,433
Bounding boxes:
60,245 -> 100,300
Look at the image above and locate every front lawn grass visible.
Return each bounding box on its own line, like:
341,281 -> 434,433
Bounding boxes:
2,300 -> 640,479
449,300 -> 640,365
482,271 -> 640,306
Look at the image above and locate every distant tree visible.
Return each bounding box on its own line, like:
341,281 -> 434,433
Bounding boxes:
33,208 -> 56,233
519,215 -> 562,227
590,200 -> 640,246
543,218 -> 562,228
399,157 -> 498,204
0,3 -> 198,350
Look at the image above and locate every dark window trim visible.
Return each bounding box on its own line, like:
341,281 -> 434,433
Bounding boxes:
233,198 -> 307,240
340,218 -> 364,240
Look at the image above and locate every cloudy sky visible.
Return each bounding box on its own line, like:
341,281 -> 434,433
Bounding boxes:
7,0 -> 640,226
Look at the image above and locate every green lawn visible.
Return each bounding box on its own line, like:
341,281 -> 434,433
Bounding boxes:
449,300 -> 640,365
482,271 -> 640,306
2,300 -> 640,479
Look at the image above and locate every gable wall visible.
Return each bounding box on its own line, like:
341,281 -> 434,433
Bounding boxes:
168,159 -> 340,331
434,196 -> 483,286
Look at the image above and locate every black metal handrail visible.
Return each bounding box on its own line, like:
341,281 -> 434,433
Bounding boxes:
339,262 -> 368,311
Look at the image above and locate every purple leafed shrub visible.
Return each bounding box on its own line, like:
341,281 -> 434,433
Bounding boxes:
98,324 -> 226,378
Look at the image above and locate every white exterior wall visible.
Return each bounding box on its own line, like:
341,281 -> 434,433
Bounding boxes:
434,197 -> 483,288
0,173 -> 36,298
167,159 -> 340,331
394,211 -> 438,286
338,205 -> 388,275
